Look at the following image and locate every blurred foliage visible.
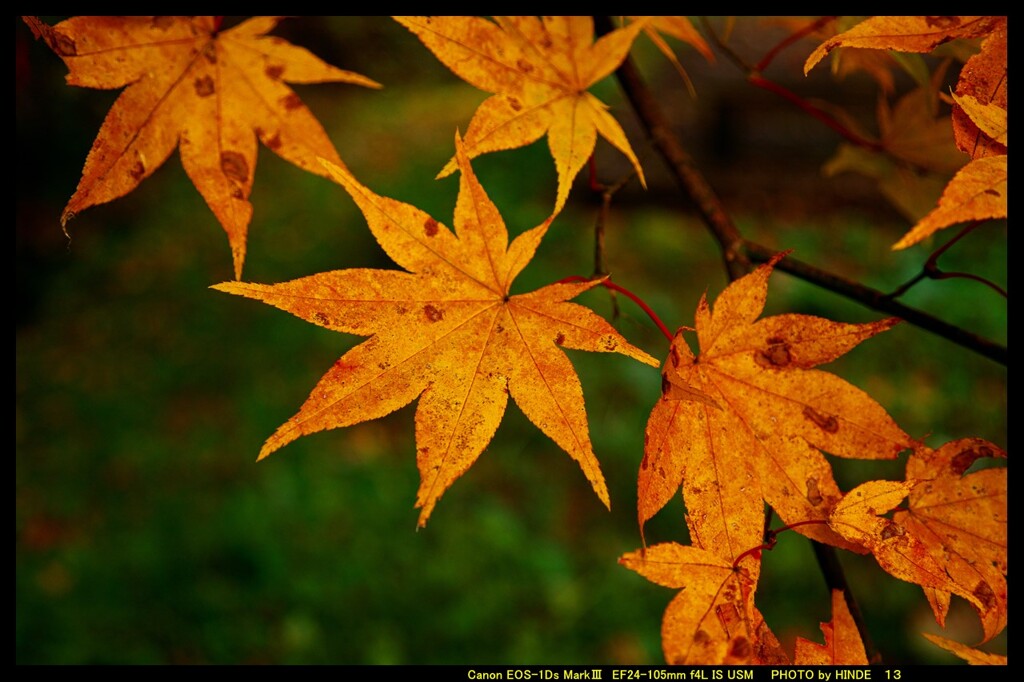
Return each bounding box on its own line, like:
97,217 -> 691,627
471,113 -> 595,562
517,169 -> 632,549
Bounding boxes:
17,17 -> 1005,664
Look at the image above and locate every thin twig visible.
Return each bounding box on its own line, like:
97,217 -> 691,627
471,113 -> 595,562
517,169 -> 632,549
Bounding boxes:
744,243 -> 1007,366
557,274 -> 674,344
597,15 -> 1007,365
754,16 -> 836,72
889,222 -> 1008,299
700,17 -> 884,152
596,16 -> 750,282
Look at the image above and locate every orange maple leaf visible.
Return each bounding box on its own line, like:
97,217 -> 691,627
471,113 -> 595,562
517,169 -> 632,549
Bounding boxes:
393,16 -> 646,212
951,18 -> 1007,159
27,15 -> 380,279
922,633 -> 1007,665
803,16 -> 1005,75
803,16 -> 1008,250
793,589 -> 869,665
214,133 -> 658,526
895,439 -> 1007,642
828,479 -> 985,614
619,543 -> 787,665
627,16 -> 713,97
638,255 -> 917,555
892,154 -> 1007,249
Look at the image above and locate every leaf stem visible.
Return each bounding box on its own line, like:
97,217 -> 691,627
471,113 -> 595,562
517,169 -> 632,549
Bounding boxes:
732,519 -> 828,569
557,275 -> 674,344
754,16 -> 837,73
699,17 -> 884,152
888,222 -> 1008,299
595,25 -> 1007,366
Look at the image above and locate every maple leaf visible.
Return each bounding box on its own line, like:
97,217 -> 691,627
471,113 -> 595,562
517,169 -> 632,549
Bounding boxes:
922,633 -> 1007,665
619,543 -> 787,665
894,438 -> 1007,642
793,589 -> 869,665
803,16 -> 1008,250
638,255 -> 917,555
27,15 -> 380,279
803,16 -> 1005,75
828,479 -> 985,613
824,81 -> 966,224
393,16 -> 646,212
951,18 -> 1007,159
213,133 -> 658,526
892,154 -> 1006,249
627,16 -> 713,97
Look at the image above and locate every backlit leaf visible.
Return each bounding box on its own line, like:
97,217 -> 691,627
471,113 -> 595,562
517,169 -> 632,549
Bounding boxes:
214,133 -> 658,526
26,15 -> 379,279
394,16 -> 646,212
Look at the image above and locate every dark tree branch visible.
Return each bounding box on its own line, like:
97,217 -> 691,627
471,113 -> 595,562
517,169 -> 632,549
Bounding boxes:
594,16 -> 1006,367
596,17 -> 750,282
744,243 -> 1007,365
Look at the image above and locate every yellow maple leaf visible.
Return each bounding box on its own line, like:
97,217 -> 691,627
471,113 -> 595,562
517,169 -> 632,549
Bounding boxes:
638,255 -> 916,554
619,543 -> 786,665
829,479 -> 985,613
895,438 -> 1007,641
214,133 -> 658,526
27,15 -> 380,279
953,93 -> 1007,148
951,19 -> 1007,159
893,154 -> 1007,249
804,16 -> 1005,75
922,633 -> 1007,665
793,589 -> 869,665
394,16 -> 646,212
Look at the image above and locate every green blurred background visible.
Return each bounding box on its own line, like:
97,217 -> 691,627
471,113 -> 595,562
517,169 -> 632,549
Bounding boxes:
16,17 -> 1006,665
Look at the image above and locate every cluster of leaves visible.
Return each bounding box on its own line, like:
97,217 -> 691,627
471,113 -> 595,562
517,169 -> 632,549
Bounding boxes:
24,15 -> 1006,665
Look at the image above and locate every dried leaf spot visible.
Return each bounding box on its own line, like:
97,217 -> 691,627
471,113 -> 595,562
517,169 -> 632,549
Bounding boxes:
661,372 -> 672,396
973,580 -> 996,609
693,629 -> 712,645
600,336 -> 618,351
555,332 -> 565,346
984,188 -> 1001,196
756,336 -> 792,368
880,520 -> 905,540
508,96 -> 523,112
312,311 -> 329,326
803,405 -> 839,433
424,217 -> 439,237
202,41 -> 217,64
266,132 -> 283,151
951,448 -> 984,475
220,151 -> 249,184
151,16 -> 176,30
670,345 -> 681,368
516,58 -> 534,73
193,75 -> 215,98
423,304 -> 444,322
265,64 -> 285,80
640,451 -> 649,470
729,636 -> 751,659
925,16 -> 961,28
806,476 -> 824,506
657,465 -> 666,479
281,93 -> 302,110
53,31 -> 77,56
129,160 -> 146,181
